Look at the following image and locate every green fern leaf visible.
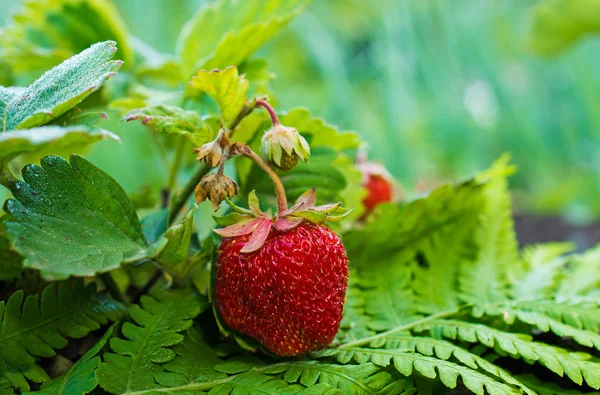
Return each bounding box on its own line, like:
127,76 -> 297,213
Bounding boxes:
2,364 -> 49,393
512,243 -> 573,300
479,303 -> 600,351
504,300 -> 600,332
516,374 -> 588,395
377,335 -> 535,395
415,319 -> 600,389
0,280 -> 126,376
25,325 -> 115,395
266,361 -> 408,394
0,235 -> 21,281
336,277 -> 376,344
97,287 -> 207,395
459,155 -> 519,305
318,347 -> 522,395
557,246 -> 600,300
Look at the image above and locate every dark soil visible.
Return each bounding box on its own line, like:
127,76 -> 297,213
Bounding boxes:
514,215 -> 600,251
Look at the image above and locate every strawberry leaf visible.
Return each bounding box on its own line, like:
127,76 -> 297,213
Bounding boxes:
1,41 -> 122,131
0,126 -> 119,172
189,67 -> 249,122
155,207 -> 198,283
1,155 -> 166,280
0,1 -> 132,76
177,0 -> 311,77
123,105 -> 218,146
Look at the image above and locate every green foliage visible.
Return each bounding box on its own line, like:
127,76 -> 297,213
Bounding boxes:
2,1 -> 600,394
123,105 -> 217,146
0,0 -> 132,77
1,155 -> 165,280
0,126 -> 118,170
97,287 -> 208,394
0,280 -> 125,376
528,0 -> 600,56
1,41 -> 122,131
177,0 -> 311,77
28,325 -> 115,395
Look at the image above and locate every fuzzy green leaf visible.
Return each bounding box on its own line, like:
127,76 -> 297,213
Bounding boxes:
1,155 -> 164,280
177,0 -> 310,77
0,126 -> 119,170
123,105 -> 217,146
1,41 -> 122,131
0,280 -> 126,376
26,325 -> 115,395
0,0 -> 132,75
97,287 -> 208,395
189,67 -> 249,122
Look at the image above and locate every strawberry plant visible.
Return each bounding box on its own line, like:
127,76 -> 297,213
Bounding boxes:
1,1 -> 600,394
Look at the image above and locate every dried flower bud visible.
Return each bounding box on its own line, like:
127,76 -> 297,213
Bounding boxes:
194,128 -> 230,168
194,173 -> 238,210
260,124 -> 310,172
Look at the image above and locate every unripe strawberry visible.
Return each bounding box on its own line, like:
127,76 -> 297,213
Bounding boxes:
261,124 -> 310,172
215,222 -> 348,356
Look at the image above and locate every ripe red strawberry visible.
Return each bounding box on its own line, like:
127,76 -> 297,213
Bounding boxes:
363,173 -> 393,213
215,222 -> 348,356
212,189 -> 350,356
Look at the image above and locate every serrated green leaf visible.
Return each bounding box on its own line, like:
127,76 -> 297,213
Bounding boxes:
97,287 -> 207,395
528,0 -> 600,57
140,209 -> 168,245
177,0 -> 311,77
25,325 -> 115,395
189,67 -> 249,122
1,155 -> 163,280
0,126 -> 119,171
2,41 -> 122,131
0,0 -> 132,76
123,105 -> 217,146
0,280 -> 126,376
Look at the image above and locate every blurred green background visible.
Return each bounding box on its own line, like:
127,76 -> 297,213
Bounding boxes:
2,0 -> 600,222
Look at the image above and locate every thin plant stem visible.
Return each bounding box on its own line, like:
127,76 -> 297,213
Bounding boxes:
255,99 -> 280,125
240,145 -> 287,215
167,164 -> 209,225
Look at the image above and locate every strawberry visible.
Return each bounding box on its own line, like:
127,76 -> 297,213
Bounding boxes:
357,158 -> 397,217
215,222 -> 348,356
363,173 -> 393,213
212,189 -> 350,356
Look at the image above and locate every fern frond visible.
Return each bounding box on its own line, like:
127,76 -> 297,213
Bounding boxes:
415,319 -> 600,389
478,303 -> 600,352
318,347 -> 523,395
503,299 -> 600,331
557,246 -> 600,300
97,287 -> 207,395
516,374 -> 588,395
359,254 -> 420,331
512,243 -> 572,300
265,361 -> 412,395
378,335 -> 536,395
459,156 -> 519,305
336,275 -> 376,344
0,280 -> 126,376
3,364 -> 49,393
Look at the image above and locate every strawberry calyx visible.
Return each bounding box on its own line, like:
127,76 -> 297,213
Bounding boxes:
212,189 -> 351,253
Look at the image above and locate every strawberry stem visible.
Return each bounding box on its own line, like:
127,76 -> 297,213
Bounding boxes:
240,144 -> 287,215
255,99 -> 280,126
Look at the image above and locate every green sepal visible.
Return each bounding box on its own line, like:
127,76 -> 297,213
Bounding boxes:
213,211 -> 252,227
224,196 -> 253,215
